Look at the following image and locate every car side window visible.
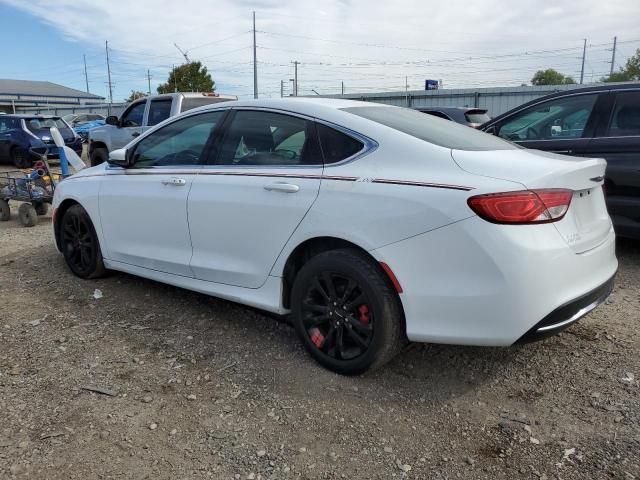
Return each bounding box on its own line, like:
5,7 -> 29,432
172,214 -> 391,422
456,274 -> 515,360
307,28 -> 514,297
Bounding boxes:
147,99 -> 172,126
130,111 -> 224,168
608,91 -> 640,137
498,94 -> 598,141
217,110 -> 322,166
317,124 -> 364,164
121,101 -> 146,128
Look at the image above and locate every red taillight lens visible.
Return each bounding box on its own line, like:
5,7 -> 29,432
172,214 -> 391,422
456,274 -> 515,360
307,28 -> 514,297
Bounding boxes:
467,189 -> 573,224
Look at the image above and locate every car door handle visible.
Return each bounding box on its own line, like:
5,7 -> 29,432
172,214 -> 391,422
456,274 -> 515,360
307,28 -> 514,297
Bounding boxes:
162,177 -> 186,186
132,132 -> 141,137
264,182 -> 299,193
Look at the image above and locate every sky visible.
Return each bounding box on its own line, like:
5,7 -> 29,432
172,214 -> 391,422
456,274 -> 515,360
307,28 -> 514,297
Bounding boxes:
1,0 -> 639,102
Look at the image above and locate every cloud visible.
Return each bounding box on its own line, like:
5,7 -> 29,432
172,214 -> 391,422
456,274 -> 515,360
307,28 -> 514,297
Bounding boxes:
2,0 -> 639,98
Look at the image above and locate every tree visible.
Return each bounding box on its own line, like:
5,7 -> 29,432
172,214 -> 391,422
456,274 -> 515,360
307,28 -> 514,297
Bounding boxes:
601,48 -> 640,82
531,69 -> 577,86
157,62 -> 215,93
125,90 -> 147,102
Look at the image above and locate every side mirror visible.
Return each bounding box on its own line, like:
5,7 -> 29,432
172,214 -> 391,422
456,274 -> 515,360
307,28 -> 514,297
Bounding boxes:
107,148 -> 131,167
105,115 -> 119,126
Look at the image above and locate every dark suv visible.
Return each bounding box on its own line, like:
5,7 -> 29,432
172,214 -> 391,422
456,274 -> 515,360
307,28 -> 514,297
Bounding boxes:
0,115 -> 83,168
482,83 -> 640,239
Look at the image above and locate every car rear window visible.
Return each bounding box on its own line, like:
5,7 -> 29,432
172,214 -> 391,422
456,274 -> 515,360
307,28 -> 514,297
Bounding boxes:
181,97 -> 229,112
342,106 -> 515,151
25,118 -> 69,132
464,110 -> 491,124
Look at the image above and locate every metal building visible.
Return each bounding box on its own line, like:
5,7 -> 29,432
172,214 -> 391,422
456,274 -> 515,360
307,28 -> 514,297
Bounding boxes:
324,83 -> 601,117
0,79 -> 104,113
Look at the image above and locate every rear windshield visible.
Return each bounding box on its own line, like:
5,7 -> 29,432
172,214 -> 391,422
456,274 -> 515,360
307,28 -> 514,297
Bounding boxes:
25,117 -> 68,132
181,97 -> 228,112
342,106 -> 515,151
464,111 -> 491,124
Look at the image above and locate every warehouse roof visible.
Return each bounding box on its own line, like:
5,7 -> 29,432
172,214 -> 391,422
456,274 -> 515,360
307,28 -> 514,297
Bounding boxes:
0,79 -> 104,99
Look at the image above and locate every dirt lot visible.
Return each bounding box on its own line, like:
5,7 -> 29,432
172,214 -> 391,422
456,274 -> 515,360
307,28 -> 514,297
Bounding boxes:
0,188 -> 639,479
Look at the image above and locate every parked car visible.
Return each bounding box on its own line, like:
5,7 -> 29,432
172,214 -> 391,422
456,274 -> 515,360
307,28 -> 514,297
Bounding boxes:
0,115 -> 82,168
62,113 -> 106,127
482,83 -> 640,239
88,92 -> 237,166
53,99 -> 617,374
416,107 -> 491,128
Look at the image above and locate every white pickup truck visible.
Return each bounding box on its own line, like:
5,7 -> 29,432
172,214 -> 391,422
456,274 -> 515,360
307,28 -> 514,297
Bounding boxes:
87,92 -> 236,166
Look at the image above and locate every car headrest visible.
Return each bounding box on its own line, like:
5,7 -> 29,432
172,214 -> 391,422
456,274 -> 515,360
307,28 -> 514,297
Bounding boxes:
242,122 -> 274,152
616,105 -> 640,131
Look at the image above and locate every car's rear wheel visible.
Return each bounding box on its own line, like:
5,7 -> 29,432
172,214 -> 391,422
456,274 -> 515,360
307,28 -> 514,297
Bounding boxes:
11,147 -> 30,169
59,204 -> 107,279
89,147 -> 108,167
291,248 -> 405,375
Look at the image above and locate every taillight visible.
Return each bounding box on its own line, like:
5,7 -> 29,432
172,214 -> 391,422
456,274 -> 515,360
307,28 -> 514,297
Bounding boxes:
467,189 -> 573,224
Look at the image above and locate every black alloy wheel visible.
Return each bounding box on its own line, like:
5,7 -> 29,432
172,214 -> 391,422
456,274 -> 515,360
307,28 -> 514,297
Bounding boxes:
301,271 -> 374,361
291,249 -> 405,375
59,205 -> 106,279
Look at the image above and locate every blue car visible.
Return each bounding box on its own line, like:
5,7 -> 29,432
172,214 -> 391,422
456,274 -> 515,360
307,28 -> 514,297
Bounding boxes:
0,115 -> 83,168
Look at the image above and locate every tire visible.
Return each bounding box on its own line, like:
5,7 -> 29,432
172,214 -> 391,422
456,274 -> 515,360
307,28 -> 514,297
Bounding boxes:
11,147 -> 31,169
34,202 -> 49,216
0,199 -> 10,221
18,203 -> 37,227
59,204 -> 107,279
89,147 -> 108,167
291,248 -> 405,375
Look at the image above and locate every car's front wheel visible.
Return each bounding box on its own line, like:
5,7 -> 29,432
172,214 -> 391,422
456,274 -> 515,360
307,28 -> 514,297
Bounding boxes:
291,249 -> 405,375
59,204 -> 107,279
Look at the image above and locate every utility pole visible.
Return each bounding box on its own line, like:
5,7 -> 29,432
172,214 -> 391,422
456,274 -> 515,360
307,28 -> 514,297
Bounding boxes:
105,41 -> 114,113
341,81 -> 344,96
580,38 -> 587,84
610,36 -> 617,76
147,69 -> 152,95
83,54 -> 90,93
280,80 -> 284,98
172,64 -> 177,93
292,61 -> 299,96
253,11 -> 258,99
405,76 -> 409,107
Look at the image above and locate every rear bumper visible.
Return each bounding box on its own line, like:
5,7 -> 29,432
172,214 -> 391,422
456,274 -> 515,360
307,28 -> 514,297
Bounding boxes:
515,274 -> 614,343
371,216 -> 618,346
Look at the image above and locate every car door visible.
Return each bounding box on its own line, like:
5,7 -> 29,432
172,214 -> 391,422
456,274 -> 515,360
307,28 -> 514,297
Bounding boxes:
99,110 -> 226,276
492,92 -> 605,156
583,89 -> 640,237
188,108 -> 323,288
112,99 -> 148,149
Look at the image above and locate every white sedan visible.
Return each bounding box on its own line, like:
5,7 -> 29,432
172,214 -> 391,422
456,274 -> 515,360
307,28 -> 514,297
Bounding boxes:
52,98 -> 617,374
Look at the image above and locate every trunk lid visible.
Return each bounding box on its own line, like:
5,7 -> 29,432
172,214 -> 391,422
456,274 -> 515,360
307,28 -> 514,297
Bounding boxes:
452,148 -> 612,253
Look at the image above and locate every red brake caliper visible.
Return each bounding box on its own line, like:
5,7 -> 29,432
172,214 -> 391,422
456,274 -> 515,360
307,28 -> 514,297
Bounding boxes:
308,328 -> 325,348
358,304 -> 370,325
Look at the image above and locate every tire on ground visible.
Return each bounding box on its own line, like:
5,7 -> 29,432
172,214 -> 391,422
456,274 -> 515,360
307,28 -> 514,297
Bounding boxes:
34,202 -> 49,216
18,203 -> 37,227
290,248 -> 406,375
0,199 -> 10,221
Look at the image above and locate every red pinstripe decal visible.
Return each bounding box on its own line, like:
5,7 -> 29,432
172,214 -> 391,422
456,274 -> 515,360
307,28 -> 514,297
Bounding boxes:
371,178 -> 474,191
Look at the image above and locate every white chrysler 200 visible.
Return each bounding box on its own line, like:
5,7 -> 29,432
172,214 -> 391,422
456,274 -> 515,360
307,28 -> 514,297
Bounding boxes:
53,98 -> 617,374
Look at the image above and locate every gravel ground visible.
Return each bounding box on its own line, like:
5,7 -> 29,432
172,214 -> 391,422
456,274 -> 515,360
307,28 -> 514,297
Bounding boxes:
0,184 -> 639,479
